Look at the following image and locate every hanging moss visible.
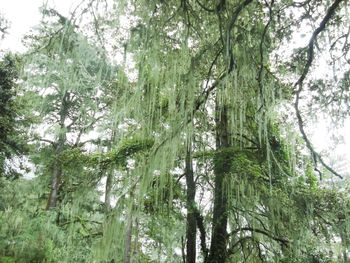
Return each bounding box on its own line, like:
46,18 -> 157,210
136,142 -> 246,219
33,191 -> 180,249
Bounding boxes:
6,0 -> 349,262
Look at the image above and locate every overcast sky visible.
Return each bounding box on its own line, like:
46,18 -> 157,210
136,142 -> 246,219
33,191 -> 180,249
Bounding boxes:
0,0 -> 76,52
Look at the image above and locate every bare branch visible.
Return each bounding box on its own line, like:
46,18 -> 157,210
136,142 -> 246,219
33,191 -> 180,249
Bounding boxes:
294,0 -> 344,179
229,227 -> 289,247
39,138 -> 56,145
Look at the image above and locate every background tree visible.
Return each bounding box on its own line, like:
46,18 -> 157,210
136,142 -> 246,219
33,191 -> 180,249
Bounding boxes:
0,53 -> 29,179
22,8 -> 116,210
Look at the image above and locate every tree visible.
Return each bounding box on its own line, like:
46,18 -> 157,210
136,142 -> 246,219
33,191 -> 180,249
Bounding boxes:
91,0 -> 350,262
1,0 -> 350,262
0,54 -> 28,179
23,9 -> 115,210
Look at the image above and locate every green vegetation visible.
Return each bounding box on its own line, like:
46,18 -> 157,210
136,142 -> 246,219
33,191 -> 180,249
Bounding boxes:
1,1 -> 350,262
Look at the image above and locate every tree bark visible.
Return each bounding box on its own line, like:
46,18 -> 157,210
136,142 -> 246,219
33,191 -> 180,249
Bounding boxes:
185,146 -> 196,263
46,130 -> 66,210
124,188 -> 135,263
207,103 -> 230,263
132,218 -> 139,263
105,132 -> 116,211
104,171 -> 113,211
46,161 -> 62,210
123,216 -> 133,263
46,92 -> 69,210
340,231 -> 349,263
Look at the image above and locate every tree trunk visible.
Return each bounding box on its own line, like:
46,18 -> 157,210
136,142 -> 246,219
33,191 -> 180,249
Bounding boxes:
340,231 -> 349,263
46,131 -> 66,210
185,146 -> 196,263
207,103 -> 230,263
46,92 -> 69,210
105,132 -> 116,211
132,218 -> 139,263
124,188 -> 134,263
123,216 -> 133,263
46,162 -> 62,210
104,171 -> 113,211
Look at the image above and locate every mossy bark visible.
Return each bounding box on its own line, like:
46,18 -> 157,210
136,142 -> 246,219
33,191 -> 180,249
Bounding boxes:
46,92 -> 69,210
207,104 -> 231,263
185,147 -> 196,263
104,171 -> 113,211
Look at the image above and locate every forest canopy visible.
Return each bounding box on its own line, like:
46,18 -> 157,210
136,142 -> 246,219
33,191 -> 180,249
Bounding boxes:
1,0 -> 350,262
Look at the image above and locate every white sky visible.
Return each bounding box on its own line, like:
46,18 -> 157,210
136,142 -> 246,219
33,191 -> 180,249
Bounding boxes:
0,0 -> 76,52
1,0 -> 349,178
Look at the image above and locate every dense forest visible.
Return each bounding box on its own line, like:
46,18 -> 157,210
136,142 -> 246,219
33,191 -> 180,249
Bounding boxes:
1,0 -> 350,262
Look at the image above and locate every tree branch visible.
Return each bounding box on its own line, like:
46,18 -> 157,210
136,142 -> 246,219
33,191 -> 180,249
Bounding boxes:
257,0 -> 274,109
229,227 -> 289,247
227,236 -> 252,257
294,0 -> 344,179
195,0 -> 215,12
39,138 -> 56,145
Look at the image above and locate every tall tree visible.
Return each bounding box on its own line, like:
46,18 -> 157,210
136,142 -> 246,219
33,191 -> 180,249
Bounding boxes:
23,9 -> 115,210
92,0 -> 350,262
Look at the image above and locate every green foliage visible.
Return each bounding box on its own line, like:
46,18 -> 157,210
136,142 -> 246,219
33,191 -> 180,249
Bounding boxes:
0,257 -> 16,263
93,138 -> 154,168
0,176 -> 103,263
0,54 -> 28,179
1,0 -> 350,262
56,137 -> 154,170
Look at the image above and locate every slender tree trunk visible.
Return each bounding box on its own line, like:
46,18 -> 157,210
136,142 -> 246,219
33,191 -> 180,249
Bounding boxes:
124,187 -> 134,263
46,132 -> 66,210
105,132 -> 116,211
46,92 -> 69,210
341,231 -> 349,263
207,103 -> 230,263
123,216 -> 133,263
132,218 -> 139,263
46,162 -> 62,210
185,146 -> 196,263
105,171 -> 113,211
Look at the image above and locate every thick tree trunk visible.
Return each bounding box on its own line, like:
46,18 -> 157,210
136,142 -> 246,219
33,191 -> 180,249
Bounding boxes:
185,147 -> 196,263
207,104 -> 230,263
